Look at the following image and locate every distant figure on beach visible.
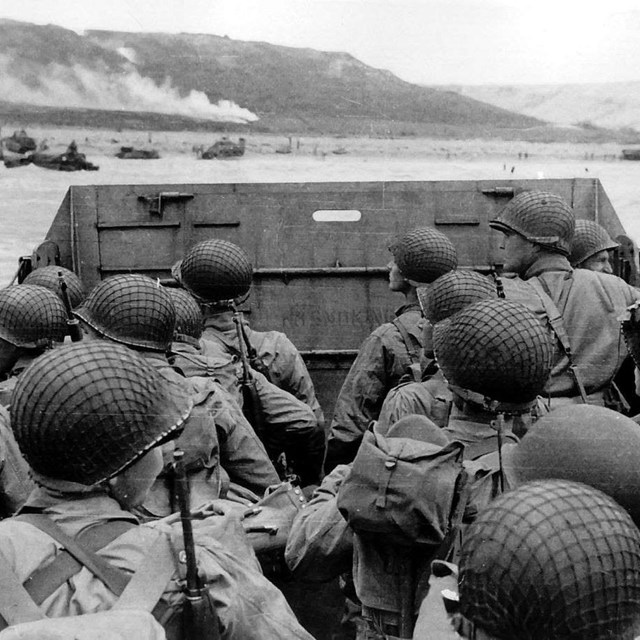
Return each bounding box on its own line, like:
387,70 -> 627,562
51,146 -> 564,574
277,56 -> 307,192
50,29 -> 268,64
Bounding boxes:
510,165 -> 515,173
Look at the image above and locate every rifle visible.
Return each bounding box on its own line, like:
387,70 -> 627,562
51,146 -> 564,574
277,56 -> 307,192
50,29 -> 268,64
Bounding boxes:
172,449 -> 220,640
58,270 -> 83,342
231,302 -> 267,444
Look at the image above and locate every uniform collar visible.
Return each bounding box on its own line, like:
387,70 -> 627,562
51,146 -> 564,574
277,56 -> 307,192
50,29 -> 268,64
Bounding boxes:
394,302 -> 421,316
20,483 -> 139,524
523,253 -> 572,279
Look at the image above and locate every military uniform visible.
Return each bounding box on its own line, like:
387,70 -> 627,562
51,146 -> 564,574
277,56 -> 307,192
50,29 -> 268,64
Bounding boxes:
200,312 -> 325,427
325,303 -> 425,471
140,352 -> 280,516
502,254 -> 639,403
326,227 -> 458,472
170,238 -> 325,428
0,406 -> 33,517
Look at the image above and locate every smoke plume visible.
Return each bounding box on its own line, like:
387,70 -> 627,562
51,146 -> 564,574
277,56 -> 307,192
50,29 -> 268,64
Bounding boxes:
0,55 -> 258,124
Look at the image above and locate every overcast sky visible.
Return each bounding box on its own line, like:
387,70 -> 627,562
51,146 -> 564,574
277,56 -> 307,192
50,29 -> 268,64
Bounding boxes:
3,0 -> 640,85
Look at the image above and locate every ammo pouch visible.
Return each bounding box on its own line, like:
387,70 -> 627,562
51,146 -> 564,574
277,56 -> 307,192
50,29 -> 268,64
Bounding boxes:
337,430 -> 465,547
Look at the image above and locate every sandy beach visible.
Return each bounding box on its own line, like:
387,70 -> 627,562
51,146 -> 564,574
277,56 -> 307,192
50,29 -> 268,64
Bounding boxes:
2,127 -> 639,285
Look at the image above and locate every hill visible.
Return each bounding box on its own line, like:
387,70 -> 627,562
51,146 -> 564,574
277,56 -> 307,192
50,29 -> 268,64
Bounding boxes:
0,19 -> 637,142
444,82 -> 640,134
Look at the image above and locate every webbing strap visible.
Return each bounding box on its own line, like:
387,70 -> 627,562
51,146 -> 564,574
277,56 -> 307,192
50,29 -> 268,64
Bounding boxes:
528,277 -> 589,403
392,317 -> 422,366
16,515 -> 131,597
21,519 -> 135,605
0,551 -> 45,626
113,533 -> 176,613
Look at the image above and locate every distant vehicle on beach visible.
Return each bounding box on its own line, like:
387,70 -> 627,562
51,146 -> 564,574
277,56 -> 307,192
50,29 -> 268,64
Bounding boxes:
3,141 -> 99,171
201,137 -> 246,159
621,149 -> 640,160
2,129 -> 37,155
115,146 -> 160,159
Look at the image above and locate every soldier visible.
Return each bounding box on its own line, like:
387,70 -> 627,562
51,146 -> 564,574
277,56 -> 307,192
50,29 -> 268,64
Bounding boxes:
22,265 -> 85,308
167,286 -> 324,487
569,218 -> 619,273
0,341 -> 314,640
171,238 -> 324,427
74,274 -> 279,515
453,480 -> 640,640
492,190 -> 640,408
325,227 -> 458,472
0,284 -> 68,406
0,285 -> 68,515
377,270 -> 497,431
286,300 -> 551,639
432,298 -> 552,510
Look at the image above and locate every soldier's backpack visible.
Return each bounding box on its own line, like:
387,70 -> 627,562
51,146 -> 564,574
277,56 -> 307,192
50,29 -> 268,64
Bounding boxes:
336,421 -> 468,548
0,515 -> 177,640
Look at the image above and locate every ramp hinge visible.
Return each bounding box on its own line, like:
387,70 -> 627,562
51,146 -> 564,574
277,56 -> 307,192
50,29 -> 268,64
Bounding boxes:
138,192 -> 194,216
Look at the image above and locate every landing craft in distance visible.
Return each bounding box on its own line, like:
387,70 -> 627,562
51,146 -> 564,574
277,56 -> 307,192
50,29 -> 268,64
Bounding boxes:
3,141 -> 99,171
2,129 -> 37,155
200,137 -> 246,159
115,146 -> 160,159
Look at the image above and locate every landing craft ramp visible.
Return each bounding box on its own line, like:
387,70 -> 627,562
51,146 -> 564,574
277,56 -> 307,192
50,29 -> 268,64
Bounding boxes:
31,178 -> 630,423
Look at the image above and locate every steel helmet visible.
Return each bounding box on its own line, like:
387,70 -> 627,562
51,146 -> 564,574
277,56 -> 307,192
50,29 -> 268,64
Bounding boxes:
388,227 -> 457,284
509,404 -> 640,526
459,480 -> 640,639
433,298 -> 551,410
171,239 -> 253,302
167,287 -> 203,341
0,285 -> 67,348
490,190 -> 575,255
74,274 -> 175,352
11,342 -> 192,485
569,219 -> 619,267
23,265 -> 86,308
418,270 -> 497,324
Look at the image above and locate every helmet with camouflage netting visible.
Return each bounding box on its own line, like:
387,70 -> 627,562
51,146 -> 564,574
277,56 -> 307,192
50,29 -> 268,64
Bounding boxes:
490,190 -> 575,255
167,287 -> 203,343
459,479 -> 640,640
74,274 -> 175,352
23,265 -> 86,308
11,342 -> 192,485
508,404 -> 640,526
0,284 -> 67,348
171,239 -> 253,302
418,270 -> 498,325
388,228 -> 457,284
569,219 -> 619,267
432,298 -> 551,412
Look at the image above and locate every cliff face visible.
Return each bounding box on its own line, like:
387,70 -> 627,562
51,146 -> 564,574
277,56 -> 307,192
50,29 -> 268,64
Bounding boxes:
444,82 -> 640,132
0,19 -> 543,133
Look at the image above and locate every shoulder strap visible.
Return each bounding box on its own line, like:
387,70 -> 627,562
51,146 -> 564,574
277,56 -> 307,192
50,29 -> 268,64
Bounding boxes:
0,550 -> 45,626
21,519 -> 136,606
16,514 -> 132,597
528,277 -> 589,403
392,317 -> 422,366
